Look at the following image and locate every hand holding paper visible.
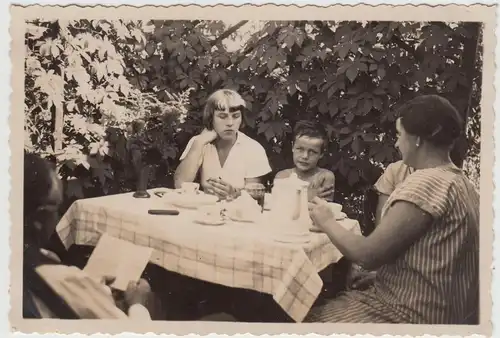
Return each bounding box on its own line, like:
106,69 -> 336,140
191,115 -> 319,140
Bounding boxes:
83,234 -> 153,291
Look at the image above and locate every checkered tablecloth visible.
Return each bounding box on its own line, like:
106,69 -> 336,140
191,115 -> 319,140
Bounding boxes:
55,189 -> 361,322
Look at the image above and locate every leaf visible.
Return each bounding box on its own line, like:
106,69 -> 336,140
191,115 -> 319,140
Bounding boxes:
361,99 -> 372,114
338,44 -> 350,59
373,97 -> 383,111
340,127 -> 351,134
351,137 -> 363,154
89,142 -> 99,155
347,170 -> 359,186
389,81 -> 400,97
267,55 -> 277,71
177,48 -> 186,63
264,125 -> 275,141
284,34 -> 295,49
358,62 -> 368,72
329,102 -> 339,117
318,101 -> 328,114
327,84 -> 336,99
346,65 -> 359,83
240,57 -> 250,70
66,179 -> 84,199
362,133 -> 377,142
145,41 -> 156,56
66,101 -> 76,112
51,44 -> 60,58
80,51 -> 91,63
339,138 -> 351,148
345,112 -> 355,124
26,23 -> 48,39
377,67 -> 386,79
120,83 -> 130,97
337,59 -> 353,75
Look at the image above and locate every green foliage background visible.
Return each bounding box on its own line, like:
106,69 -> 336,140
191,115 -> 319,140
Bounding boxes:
24,19 -> 482,220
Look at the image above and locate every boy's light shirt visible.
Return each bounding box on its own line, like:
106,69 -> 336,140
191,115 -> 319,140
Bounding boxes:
374,160 -> 415,196
180,131 -> 272,189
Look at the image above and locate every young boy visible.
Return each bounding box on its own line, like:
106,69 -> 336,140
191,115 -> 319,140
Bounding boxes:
274,120 -> 335,202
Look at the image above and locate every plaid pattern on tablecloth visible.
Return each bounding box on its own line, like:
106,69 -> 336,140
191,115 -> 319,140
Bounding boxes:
55,191 -> 360,322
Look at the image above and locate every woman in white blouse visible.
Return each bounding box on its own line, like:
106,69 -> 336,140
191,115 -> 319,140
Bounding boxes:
174,89 -> 272,200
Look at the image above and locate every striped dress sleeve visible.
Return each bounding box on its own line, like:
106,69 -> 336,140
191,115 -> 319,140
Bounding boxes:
385,169 -> 453,220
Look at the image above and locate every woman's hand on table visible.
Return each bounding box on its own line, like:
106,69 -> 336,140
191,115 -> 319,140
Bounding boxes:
206,177 -> 240,200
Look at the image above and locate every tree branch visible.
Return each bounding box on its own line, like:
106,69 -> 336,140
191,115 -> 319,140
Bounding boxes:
391,34 -> 422,61
210,20 -> 249,46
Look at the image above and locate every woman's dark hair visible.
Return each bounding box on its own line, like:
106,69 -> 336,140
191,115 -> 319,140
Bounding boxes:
293,120 -> 329,151
397,94 -> 464,148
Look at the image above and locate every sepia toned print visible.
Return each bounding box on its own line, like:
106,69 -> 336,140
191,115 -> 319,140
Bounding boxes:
9,3 -> 495,336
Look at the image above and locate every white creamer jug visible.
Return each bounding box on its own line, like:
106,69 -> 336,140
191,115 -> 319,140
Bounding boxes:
270,173 -> 312,231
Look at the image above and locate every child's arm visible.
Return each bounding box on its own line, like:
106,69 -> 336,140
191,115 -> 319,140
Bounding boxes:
312,170 -> 335,202
273,169 -> 292,182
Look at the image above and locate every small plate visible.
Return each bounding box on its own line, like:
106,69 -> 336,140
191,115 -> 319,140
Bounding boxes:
194,218 -> 225,226
171,194 -> 218,209
226,211 -> 258,223
274,235 -> 311,244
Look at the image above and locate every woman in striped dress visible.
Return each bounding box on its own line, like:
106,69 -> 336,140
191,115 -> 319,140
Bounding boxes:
305,95 -> 479,324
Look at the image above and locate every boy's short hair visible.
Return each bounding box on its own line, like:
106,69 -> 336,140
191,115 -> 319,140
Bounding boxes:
293,120 -> 329,151
202,89 -> 247,130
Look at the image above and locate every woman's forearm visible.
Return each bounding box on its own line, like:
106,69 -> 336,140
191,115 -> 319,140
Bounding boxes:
375,194 -> 389,227
174,141 -> 204,188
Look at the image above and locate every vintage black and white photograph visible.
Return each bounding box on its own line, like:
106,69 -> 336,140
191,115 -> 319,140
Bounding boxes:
10,3 -> 495,336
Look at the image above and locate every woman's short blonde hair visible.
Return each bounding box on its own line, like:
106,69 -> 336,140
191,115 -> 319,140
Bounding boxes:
202,89 -> 247,129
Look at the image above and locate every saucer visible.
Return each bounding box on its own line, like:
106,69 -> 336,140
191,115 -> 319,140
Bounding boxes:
193,218 -> 225,226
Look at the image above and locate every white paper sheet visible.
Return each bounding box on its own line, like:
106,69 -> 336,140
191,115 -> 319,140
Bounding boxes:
83,234 -> 153,291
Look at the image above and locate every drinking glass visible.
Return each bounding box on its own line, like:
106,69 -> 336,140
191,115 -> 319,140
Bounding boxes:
244,183 -> 266,212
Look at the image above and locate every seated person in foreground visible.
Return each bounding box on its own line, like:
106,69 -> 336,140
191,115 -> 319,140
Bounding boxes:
274,120 -> 335,201
305,95 -> 478,324
373,144 -> 464,226
23,152 -> 153,319
174,89 -> 272,200
350,146 -> 466,290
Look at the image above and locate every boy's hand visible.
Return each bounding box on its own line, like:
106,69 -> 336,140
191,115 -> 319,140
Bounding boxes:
317,184 -> 335,200
308,184 -> 334,202
309,172 -> 335,202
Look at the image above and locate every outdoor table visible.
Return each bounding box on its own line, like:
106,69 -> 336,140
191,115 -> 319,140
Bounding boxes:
55,189 -> 361,323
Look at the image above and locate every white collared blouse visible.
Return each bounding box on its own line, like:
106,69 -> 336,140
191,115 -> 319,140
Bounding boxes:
179,131 -> 272,189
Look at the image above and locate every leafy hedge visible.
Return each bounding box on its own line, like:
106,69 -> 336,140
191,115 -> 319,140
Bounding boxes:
25,19 -> 482,219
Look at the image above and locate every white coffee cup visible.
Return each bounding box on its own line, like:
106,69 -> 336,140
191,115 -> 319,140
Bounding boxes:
328,203 -> 343,216
181,182 -> 200,194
